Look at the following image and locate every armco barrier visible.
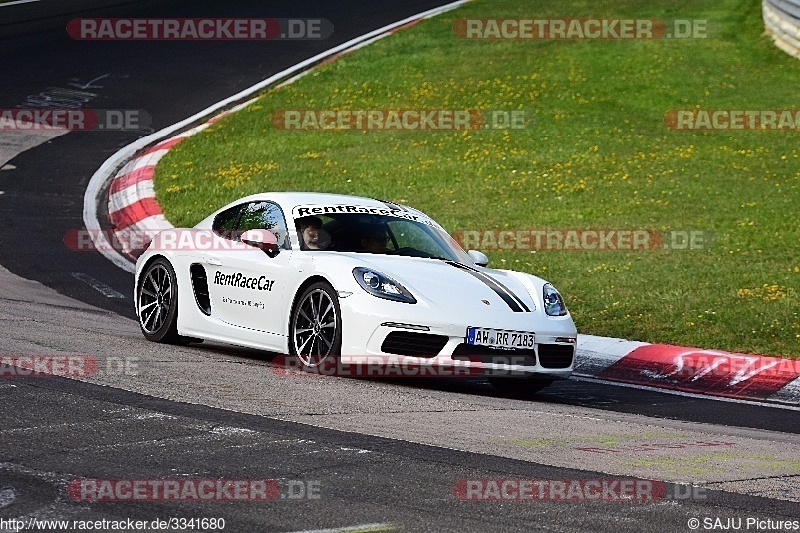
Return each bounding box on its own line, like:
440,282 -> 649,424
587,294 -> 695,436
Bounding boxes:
764,0 -> 800,58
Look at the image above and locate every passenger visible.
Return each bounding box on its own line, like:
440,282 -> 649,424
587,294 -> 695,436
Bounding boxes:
360,226 -> 390,254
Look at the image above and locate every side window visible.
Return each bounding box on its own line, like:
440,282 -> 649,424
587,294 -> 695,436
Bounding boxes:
212,204 -> 242,237
237,201 -> 291,249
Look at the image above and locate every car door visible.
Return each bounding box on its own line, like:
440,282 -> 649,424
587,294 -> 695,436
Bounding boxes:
205,200 -> 292,335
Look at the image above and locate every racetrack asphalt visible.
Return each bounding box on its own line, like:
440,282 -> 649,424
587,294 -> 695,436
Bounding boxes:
1,265 -> 799,530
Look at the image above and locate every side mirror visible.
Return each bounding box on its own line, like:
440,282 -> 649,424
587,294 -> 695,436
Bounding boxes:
467,250 -> 489,267
240,229 -> 280,258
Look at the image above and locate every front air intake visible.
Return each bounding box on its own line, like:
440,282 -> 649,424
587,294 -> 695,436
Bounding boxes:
381,332 -> 448,357
537,344 -> 574,368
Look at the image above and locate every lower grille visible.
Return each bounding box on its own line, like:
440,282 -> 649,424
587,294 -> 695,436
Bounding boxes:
537,344 -> 574,368
451,344 -> 536,366
381,332 -> 448,357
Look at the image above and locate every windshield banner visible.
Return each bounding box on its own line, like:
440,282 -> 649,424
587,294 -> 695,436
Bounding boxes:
292,204 -> 436,226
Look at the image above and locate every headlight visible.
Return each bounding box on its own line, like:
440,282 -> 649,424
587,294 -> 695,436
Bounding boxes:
543,283 -> 568,316
353,267 -> 416,304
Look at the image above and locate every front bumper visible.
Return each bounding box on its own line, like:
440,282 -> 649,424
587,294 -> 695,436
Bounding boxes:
338,292 -> 576,379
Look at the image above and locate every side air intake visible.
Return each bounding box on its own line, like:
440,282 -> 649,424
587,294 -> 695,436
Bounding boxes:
190,263 -> 211,315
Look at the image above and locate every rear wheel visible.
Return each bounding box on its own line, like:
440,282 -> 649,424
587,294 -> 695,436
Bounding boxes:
137,258 -> 183,344
289,282 -> 342,370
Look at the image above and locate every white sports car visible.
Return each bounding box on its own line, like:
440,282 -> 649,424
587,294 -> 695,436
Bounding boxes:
134,192 -> 577,391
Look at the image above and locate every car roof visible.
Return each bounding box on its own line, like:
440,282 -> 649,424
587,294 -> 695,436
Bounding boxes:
195,191 -> 437,231
233,191 -> 431,219
235,191 -> 398,208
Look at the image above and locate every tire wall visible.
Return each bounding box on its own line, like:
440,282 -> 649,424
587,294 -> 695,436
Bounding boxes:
764,0 -> 800,59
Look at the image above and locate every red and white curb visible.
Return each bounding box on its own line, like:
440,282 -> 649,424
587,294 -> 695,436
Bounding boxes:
105,111 -> 245,261
106,135 -> 180,260
575,335 -> 800,407
82,0 -> 800,408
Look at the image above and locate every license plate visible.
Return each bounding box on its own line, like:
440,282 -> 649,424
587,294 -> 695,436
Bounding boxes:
466,327 -> 535,349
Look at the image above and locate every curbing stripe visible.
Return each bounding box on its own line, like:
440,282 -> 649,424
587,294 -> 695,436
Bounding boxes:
108,197 -> 162,232
108,181 -> 155,215
576,337 -> 800,405
599,345 -> 800,400
108,165 -> 156,195
142,136 -> 185,155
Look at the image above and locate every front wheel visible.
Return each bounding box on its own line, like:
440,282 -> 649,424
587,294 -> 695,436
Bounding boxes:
137,258 -> 183,343
289,281 -> 342,370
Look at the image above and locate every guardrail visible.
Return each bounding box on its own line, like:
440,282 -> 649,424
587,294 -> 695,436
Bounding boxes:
764,0 -> 800,58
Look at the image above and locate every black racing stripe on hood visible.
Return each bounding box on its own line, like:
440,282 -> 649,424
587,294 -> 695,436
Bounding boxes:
446,261 -> 530,313
470,269 -> 532,313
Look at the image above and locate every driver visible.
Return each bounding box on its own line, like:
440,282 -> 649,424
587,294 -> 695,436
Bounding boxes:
297,216 -> 331,250
360,225 -> 390,254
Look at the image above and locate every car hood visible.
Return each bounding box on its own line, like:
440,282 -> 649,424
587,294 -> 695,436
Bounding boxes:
326,253 -> 545,315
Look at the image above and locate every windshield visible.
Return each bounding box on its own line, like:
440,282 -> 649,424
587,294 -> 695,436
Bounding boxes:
294,212 -> 472,263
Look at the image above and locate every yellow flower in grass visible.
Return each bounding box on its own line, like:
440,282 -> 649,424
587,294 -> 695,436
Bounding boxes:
214,161 -> 278,189
165,184 -> 194,194
737,284 -> 793,301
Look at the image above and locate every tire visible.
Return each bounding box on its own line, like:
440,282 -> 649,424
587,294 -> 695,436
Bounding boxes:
488,376 -> 555,396
137,257 -> 184,344
289,281 -> 342,370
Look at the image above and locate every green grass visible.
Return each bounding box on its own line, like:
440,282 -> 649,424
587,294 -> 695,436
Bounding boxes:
153,0 -> 800,358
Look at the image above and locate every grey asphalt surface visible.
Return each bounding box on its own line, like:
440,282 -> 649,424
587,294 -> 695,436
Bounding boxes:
1,266 -> 800,531
2,371 -> 798,533
2,0 -> 800,531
